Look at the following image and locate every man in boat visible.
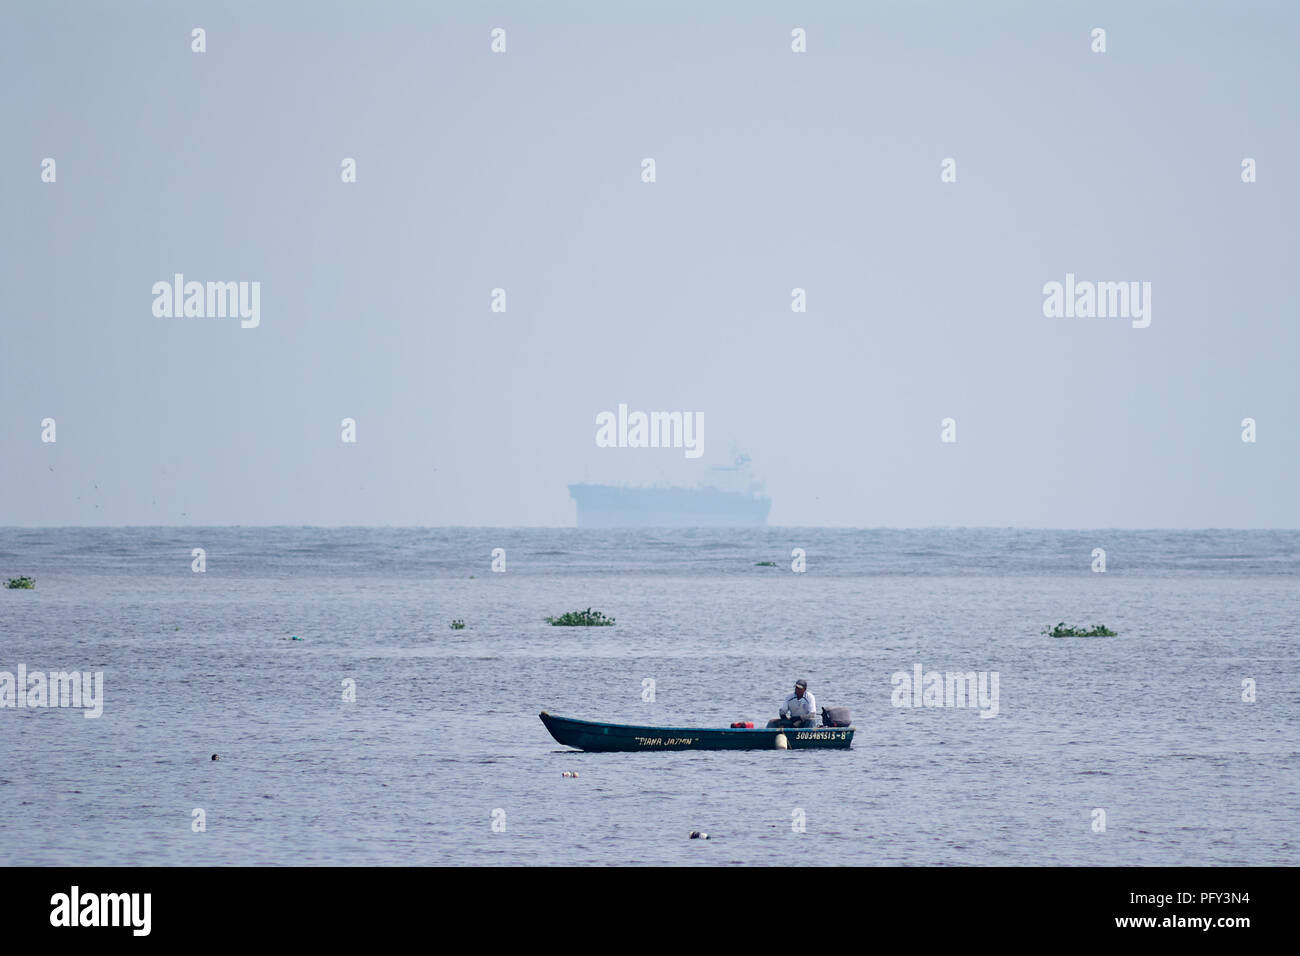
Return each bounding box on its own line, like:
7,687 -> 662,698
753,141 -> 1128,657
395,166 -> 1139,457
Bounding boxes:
767,679 -> 818,728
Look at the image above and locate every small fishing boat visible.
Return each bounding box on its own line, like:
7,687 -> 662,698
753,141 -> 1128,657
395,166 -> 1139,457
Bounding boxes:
539,711 -> 854,752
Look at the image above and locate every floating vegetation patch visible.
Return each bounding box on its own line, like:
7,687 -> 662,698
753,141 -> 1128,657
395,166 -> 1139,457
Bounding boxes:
1045,622 -> 1117,638
754,561 -> 777,567
449,619 -> 466,630
5,576 -> 35,589
545,608 -> 615,627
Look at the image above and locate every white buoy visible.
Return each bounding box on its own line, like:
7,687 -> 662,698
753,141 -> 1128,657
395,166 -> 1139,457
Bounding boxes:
774,733 -> 789,750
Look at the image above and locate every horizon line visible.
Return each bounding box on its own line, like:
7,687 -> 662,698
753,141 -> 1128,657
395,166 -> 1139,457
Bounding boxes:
2,524 -> 1298,533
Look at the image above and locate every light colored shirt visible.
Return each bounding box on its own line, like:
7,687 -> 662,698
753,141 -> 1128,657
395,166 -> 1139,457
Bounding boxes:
781,691 -> 817,723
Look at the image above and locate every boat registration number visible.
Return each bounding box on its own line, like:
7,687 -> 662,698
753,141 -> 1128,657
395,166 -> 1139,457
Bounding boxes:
794,731 -> 849,741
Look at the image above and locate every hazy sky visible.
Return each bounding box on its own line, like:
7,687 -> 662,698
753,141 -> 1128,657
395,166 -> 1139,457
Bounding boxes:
3,0 -> 1297,527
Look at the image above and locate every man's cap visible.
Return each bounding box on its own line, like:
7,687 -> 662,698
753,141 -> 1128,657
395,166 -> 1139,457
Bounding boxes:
795,679 -> 807,689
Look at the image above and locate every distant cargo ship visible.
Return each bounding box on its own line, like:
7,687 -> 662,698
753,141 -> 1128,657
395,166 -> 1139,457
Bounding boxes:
569,455 -> 771,528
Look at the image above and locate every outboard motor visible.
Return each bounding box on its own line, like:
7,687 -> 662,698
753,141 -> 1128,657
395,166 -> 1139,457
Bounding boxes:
821,706 -> 852,727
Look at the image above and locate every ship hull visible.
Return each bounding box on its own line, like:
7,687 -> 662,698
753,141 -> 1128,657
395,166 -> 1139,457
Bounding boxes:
540,712 -> 854,751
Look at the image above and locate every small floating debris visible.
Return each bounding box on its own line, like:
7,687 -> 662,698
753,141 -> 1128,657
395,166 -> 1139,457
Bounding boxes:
449,619 -> 466,630
689,831 -> 710,840
561,771 -> 579,778
1044,623 -> 1117,638
210,754 -> 221,761
545,608 -> 615,627
289,635 -> 304,641
4,576 -> 35,589
754,561 -> 777,567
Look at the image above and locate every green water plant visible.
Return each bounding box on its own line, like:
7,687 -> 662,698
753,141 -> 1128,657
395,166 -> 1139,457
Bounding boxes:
449,619 -> 466,630
5,576 -> 34,589
545,608 -> 615,627
754,561 -> 777,567
1045,622 -> 1117,637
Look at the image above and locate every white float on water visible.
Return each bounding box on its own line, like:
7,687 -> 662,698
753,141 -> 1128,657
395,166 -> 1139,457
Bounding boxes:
774,733 -> 788,750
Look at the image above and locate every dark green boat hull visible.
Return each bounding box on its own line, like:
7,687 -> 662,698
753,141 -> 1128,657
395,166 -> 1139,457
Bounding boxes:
539,712 -> 854,752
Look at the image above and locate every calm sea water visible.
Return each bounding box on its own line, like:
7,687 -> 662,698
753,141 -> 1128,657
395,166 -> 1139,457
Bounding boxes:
1,527 -> 1296,866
